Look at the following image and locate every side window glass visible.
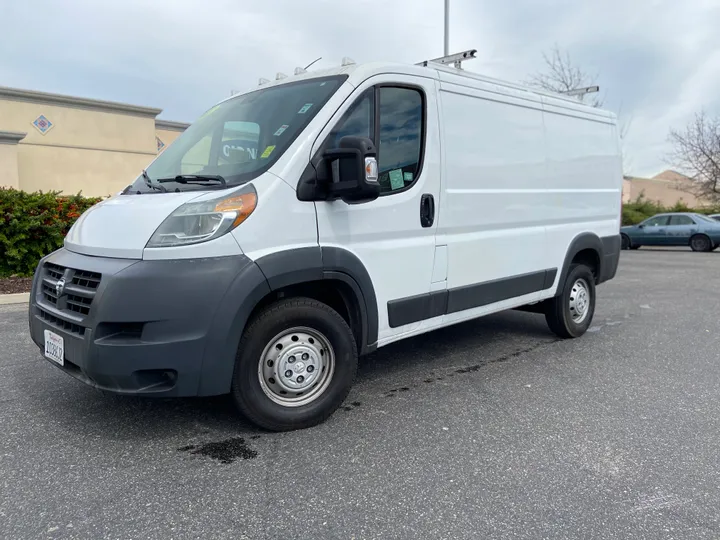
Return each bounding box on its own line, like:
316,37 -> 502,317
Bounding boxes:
377,87 -> 424,193
325,89 -> 375,151
644,216 -> 668,227
669,215 -> 693,226
220,121 -> 259,165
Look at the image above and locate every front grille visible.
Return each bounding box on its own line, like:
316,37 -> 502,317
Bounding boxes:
67,294 -> 92,315
38,308 -> 84,335
42,283 -> 58,306
38,262 -> 102,325
45,263 -> 64,281
72,270 -> 101,290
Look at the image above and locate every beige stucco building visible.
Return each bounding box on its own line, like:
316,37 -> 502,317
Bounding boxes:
622,170 -> 712,207
0,85 -> 188,197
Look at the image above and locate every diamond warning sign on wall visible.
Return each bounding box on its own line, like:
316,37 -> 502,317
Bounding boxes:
32,115 -> 54,135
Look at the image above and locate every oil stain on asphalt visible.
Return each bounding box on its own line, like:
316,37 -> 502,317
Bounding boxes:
384,339 -> 560,397
178,437 -> 258,464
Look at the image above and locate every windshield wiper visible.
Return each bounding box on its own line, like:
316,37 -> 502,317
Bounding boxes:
141,169 -> 167,192
156,174 -> 227,187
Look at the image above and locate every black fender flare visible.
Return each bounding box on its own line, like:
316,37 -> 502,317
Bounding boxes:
253,246 -> 378,354
196,247 -> 378,396
556,233 -> 603,295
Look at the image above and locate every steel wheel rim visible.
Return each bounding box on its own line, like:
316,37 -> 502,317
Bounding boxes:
569,278 -> 591,324
258,326 -> 335,407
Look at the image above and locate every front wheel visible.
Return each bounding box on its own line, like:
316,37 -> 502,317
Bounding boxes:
231,298 -> 357,431
544,264 -> 596,339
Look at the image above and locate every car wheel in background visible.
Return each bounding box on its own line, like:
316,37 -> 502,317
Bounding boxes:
690,234 -> 711,252
621,234 -> 631,250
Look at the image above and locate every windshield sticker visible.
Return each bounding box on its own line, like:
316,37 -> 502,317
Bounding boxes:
298,103 -> 313,114
273,125 -> 289,136
403,172 -> 413,182
389,169 -> 404,190
260,145 -> 276,159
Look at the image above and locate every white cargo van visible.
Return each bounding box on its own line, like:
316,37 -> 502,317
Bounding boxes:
29,53 -> 622,431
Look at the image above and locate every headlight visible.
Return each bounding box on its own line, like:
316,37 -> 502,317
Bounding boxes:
146,186 -> 257,248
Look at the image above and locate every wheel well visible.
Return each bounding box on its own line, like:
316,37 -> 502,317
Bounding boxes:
571,248 -> 601,282
247,280 -> 363,351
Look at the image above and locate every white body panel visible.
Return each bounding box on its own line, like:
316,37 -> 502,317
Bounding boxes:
65,191 -> 203,259
63,59 -> 622,351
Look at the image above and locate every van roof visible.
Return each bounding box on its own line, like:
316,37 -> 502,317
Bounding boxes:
218,60 -> 615,120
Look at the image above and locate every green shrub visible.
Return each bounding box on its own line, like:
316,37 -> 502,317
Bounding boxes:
0,188 -> 101,277
622,192 -> 720,226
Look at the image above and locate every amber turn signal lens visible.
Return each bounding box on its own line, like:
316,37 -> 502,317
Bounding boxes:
215,192 -> 257,228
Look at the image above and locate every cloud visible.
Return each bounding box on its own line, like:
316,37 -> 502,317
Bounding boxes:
1,0 -> 718,177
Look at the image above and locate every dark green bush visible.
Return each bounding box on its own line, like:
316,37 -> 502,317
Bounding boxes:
622,193 -> 720,226
0,188 -> 101,277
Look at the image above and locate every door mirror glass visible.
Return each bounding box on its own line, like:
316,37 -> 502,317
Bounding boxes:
322,136 -> 380,202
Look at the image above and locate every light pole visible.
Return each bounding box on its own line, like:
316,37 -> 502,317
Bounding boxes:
444,0 -> 449,55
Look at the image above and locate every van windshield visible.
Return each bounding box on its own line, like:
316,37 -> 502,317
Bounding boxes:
127,75 -> 347,193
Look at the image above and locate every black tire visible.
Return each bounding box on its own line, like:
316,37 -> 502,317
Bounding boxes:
690,234 -> 711,252
544,264 -> 596,339
630,245 -> 641,250
231,298 -> 357,432
621,234 -> 631,250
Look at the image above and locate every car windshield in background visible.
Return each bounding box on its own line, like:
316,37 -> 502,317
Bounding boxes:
126,76 -> 347,193
694,214 -> 717,223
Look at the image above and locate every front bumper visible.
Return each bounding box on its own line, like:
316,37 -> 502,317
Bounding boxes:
29,248 -> 267,397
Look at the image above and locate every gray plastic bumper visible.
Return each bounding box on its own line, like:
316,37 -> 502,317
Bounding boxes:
28,248 -> 270,397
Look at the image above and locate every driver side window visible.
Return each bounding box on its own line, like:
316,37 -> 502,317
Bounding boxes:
644,215 -> 669,227
320,85 -> 425,195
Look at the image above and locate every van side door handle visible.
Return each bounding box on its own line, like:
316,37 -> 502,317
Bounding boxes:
420,194 -> 435,228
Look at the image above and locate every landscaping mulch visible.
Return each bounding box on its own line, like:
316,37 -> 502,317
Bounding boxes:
0,277 -> 33,294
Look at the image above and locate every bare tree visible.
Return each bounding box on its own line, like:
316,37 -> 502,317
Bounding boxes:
668,111 -> 720,204
527,44 -> 603,107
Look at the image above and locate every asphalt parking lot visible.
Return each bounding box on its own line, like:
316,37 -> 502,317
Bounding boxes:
2,249 -> 719,540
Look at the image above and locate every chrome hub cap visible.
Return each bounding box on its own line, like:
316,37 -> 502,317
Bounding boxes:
569,278 -> 591,323
258,327 -> 335,407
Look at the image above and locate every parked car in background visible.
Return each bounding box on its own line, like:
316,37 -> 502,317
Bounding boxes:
709,214 -> 720,222
621,212 -> 720,252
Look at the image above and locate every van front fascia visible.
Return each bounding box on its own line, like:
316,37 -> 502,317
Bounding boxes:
28,245 -> 378,397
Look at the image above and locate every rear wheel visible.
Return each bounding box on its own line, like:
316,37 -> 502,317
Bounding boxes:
231,298 -> 357,431
544,264 -> 595,339
690,234 -> 711,252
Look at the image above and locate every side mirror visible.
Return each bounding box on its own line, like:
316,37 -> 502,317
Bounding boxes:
638,224 -> 645,229
322,136 -> 380,202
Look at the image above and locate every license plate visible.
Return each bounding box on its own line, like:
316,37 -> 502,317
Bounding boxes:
44,330 -> 64,366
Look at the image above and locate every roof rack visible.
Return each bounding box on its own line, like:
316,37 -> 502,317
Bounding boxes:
417,49 -> 477,70
560,85 -> 600,97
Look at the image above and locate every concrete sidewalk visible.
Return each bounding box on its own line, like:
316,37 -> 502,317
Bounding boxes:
0,293 -> 30,305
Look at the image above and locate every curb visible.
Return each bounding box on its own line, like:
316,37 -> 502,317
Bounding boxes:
0,293 -> 30,305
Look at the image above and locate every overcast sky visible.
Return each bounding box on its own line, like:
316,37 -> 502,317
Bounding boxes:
2,0 -> 718,177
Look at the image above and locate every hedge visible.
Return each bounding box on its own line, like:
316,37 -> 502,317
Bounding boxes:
622,193 -> 720,226
1,186 -> 718,277
0,188 -> 101,277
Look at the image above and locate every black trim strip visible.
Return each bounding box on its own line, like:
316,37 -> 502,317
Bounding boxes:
387,290 -> 447,328
387,268 -> 557,328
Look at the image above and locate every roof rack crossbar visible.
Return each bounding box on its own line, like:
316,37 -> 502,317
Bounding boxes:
417,49 -> 477,70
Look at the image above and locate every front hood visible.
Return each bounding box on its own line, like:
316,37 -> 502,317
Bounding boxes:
64,192 -> 205,259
